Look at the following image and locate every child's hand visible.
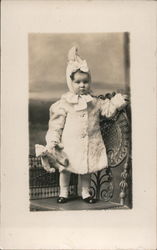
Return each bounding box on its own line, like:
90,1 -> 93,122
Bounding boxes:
46,143 -> 56,153
46,142 -> 64,153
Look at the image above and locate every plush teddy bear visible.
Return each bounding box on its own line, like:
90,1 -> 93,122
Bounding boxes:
35,144 -> 69,173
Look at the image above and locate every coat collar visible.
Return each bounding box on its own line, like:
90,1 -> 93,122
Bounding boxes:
61,92 -> 93,111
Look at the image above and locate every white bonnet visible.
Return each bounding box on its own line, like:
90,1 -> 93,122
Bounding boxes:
66,47 -> 90,93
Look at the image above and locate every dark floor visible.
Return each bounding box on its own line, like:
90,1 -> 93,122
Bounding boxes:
30,197 -> 129,211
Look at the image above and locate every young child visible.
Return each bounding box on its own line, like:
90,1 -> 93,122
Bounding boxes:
46,47 -> 127,204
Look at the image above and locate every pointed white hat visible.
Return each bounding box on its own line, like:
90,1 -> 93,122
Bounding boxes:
66,47 -> 90,92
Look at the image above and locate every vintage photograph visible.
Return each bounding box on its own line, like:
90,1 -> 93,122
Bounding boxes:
29,33 -> 132,211
1,1 -> 156,249
28,33 -> 132,211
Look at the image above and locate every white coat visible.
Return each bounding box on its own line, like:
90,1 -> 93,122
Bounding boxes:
46,92 -> 126,175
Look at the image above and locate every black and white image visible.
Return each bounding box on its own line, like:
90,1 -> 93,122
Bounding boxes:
29,33 -> 132,211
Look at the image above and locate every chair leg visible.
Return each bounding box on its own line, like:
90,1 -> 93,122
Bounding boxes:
90,168 -> 113,202
119,157 -> 129,205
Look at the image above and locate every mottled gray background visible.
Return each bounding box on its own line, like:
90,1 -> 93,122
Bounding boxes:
29,33 -> 130,153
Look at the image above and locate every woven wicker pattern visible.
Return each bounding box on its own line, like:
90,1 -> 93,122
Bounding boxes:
100,111 -> 130,167
29,155 -> 78,200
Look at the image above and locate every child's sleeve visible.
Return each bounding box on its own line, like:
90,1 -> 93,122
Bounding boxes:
45,100 -> 67,146
99,93 -> 127,118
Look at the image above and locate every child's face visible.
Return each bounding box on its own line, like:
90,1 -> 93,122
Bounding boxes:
72,71 -> 91,95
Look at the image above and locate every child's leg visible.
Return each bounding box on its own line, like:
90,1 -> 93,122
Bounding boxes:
81,173 -> 91,199
81,174 -> 96,203
59,171 -> 71,198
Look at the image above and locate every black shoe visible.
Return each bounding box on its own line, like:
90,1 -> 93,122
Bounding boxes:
57,197 -> 68,204
83,196 -> 96,204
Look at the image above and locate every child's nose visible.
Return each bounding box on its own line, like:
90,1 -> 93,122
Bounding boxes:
80,82 -> 85,87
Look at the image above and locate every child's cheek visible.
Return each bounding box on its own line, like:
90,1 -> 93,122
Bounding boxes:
71,83 -> 78,93
86,84 -> 90,91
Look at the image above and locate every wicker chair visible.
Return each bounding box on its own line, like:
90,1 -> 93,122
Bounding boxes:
90,95 -> 131,207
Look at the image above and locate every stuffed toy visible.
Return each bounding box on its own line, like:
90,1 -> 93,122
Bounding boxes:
35,144 -> 69,173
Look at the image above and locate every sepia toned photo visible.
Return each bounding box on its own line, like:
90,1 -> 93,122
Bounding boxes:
29,33 -> 132,211
1,1 -> 156,249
